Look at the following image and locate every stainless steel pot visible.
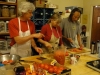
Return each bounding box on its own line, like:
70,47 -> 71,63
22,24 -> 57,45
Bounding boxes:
0,54 -> 21,65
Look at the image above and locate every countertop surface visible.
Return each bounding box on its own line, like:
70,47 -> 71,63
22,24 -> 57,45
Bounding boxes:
65,53 -> 100,75
21,48 -> 100,75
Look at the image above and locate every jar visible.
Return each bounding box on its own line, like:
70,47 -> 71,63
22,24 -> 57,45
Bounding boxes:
0,6 -> 1,17
2,5 -> 9,17
9,6 -> 16,17
14,66 -> 26,75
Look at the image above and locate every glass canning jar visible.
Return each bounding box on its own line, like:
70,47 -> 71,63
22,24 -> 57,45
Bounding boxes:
2,5 -> 9,17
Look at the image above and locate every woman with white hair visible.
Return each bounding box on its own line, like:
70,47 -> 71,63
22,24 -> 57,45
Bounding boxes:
8,1 -> 44,57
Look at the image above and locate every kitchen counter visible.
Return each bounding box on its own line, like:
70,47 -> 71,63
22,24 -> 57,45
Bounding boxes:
20,49 -> 100,75
65,53 -> 100,75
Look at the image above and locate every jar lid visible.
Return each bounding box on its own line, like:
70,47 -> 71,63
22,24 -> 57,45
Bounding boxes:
2,5 -> 8,8
10,6 -> 15,8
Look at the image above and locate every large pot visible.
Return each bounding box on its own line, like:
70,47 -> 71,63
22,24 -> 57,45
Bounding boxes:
0,54 -> 21,65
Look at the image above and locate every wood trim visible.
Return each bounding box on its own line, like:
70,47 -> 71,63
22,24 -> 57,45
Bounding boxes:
0,2 -> 17,5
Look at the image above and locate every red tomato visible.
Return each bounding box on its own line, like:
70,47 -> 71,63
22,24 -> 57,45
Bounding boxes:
32,72 -> 37,75
39,63 -> 45,69
59,66 -> 64,71
48,67 -> 54,73
55,69 -> 62,74
44,64 -> 49,70
2,61 -> 8,64
8,60 -> 13,63
53,66 -> 58,73
78,47 -> 82,50
65,52 -> 69,56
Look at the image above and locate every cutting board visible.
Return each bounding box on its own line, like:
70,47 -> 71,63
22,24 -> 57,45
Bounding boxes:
67,47 -> 91,54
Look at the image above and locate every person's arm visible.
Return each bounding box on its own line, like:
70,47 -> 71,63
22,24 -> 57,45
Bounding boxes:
38,39 -> 52,48
38,24 -> 52,48
31,39 -> 43,54
14,33 -> 44,44
77,34 -> 83,49
62,36 -> 73,43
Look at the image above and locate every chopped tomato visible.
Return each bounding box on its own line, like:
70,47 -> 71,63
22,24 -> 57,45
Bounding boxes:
8,60 -> 13,63
2,61 -> 8,64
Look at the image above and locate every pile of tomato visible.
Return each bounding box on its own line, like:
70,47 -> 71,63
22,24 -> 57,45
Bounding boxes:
25,62 -> 65,75
37,63 -> 64,74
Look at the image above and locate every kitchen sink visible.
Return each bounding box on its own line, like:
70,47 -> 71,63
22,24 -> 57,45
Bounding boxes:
86,59 -> 100,72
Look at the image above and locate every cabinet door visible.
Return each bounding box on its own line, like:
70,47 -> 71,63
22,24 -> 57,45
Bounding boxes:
31,8 -> 54,31
91,6 -> 100,42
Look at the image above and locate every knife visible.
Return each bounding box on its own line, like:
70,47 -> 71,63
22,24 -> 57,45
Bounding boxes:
70,41 -> 79,48
19,60 -> 35,63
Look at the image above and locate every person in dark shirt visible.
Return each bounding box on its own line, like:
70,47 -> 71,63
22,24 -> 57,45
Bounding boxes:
81,25 -> 86,36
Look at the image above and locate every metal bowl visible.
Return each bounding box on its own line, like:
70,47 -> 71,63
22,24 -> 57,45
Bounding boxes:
0,54 -> 21,65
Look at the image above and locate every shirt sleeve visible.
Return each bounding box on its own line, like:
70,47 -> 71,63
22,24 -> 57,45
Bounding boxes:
41,24 -> 51,41
8,19 -> 19,38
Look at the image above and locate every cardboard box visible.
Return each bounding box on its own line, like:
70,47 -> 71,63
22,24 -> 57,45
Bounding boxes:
45,4 -> 58,9
34,0 -> 45,8
65,6 -> 83,14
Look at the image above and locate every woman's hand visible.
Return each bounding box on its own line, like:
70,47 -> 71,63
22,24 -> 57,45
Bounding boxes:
34,46 -> 43,54
44,41 -> 52,48
32,33 -> 44,39
67,38 -> 73,43
79,44 -> 84,50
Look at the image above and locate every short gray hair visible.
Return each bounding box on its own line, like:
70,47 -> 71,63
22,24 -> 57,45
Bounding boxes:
18,1 -> 35,16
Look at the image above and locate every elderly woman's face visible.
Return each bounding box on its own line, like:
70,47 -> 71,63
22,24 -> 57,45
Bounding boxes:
22,10 -> 33,20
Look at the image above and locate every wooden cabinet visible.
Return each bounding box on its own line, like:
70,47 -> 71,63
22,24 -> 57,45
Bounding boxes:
31,8 -> 54,32
0,1 -> 17,51
0,1 -> 17,35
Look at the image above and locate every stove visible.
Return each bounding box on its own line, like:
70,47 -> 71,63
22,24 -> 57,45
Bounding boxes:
86,59 -> 100,72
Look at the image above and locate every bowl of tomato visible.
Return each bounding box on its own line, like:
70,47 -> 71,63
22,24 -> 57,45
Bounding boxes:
0,54 -> 21,65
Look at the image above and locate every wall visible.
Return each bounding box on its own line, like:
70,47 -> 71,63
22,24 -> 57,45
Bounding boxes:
83,0 -> 100,48
18,0 -> 83,11
49,0 -> 83,12
17,0 -> 26,4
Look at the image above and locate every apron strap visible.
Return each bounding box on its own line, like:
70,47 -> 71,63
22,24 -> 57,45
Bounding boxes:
18,17 -> 30,32
50,24 -> 60,39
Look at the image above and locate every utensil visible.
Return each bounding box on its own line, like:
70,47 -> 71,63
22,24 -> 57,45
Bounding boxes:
19,60 -> 35,63
0,54 -> 21,65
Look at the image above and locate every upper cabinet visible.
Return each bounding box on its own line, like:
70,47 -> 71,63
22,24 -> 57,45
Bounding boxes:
0,0 -> 17,35
0,1 -> 17,20
31,8 -> 54,32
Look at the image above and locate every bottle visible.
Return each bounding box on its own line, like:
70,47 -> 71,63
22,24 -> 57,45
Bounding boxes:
98,41 -> 100,58
91,41 -> 95,54
96,40 -> 99,53
14,66 -> 26,75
